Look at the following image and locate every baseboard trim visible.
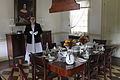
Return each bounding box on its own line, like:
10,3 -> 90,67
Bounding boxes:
112,56 -> 120,59
0,56 -> 8,62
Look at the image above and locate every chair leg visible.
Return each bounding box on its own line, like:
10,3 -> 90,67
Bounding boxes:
74,74 -> 81,80
103,55 -> 107,80
58,76 -> 62,80
82,71 -> 85,80
44,67 -> 47,80
74,74 -> 78,80
8,66 -> 15,80
32,65 -> 36,80
109,55 -> 112,77
96,67 -> 99,80
87,71 -> 90,80
8,56 -> 11,66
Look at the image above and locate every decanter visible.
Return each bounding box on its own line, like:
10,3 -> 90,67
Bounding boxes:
66,49 -> 75,64
46,42 -> 50,54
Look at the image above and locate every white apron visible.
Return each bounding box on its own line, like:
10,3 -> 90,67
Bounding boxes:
25,25 -> 43,64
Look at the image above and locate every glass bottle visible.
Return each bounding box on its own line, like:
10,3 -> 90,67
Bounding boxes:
46,42 -> 50,54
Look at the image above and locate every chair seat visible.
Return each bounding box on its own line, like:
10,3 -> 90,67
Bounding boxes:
93,39 -> 107,45
35,66 -> 57,79
36,71 -> 57,80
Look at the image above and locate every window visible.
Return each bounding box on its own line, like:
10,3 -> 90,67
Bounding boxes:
70,1 -> 90,34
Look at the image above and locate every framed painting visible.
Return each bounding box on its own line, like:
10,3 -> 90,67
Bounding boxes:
14,0 -> 36,26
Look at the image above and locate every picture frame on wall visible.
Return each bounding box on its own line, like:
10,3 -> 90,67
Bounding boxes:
14,0 -> 36,26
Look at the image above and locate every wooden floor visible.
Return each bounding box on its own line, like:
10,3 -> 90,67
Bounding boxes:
0,57 -> 120,80
0,58 -> 24,70
0,60 -> 10,70
112,57 -> 120,66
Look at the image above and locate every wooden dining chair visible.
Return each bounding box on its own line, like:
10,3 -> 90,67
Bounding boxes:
104,46 -> 117,77
86,53 -> 100,80
29,53 -> 57,80
97,46 -> 117,80
75,53 -> 100,80
93,39 -> 107,45
8,59 -> 28,80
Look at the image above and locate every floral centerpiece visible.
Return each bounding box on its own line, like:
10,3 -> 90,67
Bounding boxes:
64,39 -> 76,49
78,36 -> 89,45
64,39 -> 76,64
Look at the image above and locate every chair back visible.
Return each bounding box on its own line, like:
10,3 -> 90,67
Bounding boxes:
87,54 -> 100,70
93,39 -> 107,45
30,53 -> 47,80
86,53 -> 100,79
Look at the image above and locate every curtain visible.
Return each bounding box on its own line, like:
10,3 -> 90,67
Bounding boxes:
70,0 -> 90,33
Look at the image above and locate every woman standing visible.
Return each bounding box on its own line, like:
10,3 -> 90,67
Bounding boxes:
24,16 -> 43,64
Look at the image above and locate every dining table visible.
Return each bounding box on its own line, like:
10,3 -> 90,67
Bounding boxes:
30,44 -> 117,80
30,50 -> 87,80
47,60 -> 86,80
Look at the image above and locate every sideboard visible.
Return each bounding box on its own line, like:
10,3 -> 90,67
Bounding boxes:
6,34 -> 25,64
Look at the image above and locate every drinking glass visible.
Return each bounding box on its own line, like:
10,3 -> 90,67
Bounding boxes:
57,52 -> 62,62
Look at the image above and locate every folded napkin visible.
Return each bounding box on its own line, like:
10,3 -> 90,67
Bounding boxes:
76,58 -> 87,63
93,51 -> 99,53
45,54 -> 56,62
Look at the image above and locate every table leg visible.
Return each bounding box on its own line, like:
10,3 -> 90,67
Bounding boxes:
110,55 -> 112,77
74,74 -> 80,80
58,76 -> 62,80
8,56 -> 11,66
104,55 -> 107,80
87,71 -> 90,80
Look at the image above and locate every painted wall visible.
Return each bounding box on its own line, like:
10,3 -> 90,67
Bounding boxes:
36,0 -> 71,44
0,0 -> 14,61
101,0 -> 120,57
0,0 -> 65,59
0,0 -> 13,40
89,0 -> 102,40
